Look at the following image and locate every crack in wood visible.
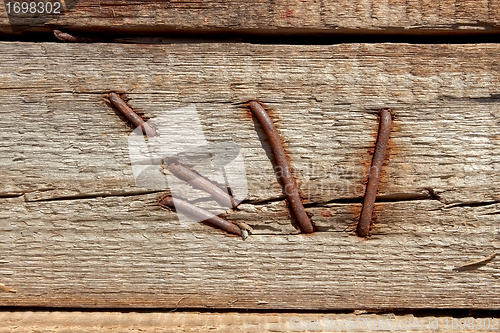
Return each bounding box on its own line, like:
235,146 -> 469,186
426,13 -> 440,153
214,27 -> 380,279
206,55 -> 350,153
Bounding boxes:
13,190 -> 166,202
443,201 -> 500,209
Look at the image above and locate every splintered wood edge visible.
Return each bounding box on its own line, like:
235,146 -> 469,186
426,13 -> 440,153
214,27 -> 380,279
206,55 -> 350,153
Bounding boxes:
0,282 -> 17,293
454,252 -> 498,270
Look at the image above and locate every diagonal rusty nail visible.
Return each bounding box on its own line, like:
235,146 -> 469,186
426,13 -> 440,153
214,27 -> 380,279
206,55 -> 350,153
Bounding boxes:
107,92 -> 157,137
167,162 -> 237,209
357,108 -> 393,237
54,29 -> 100,43
159,195 -> 242,236
248,101 -> 314,234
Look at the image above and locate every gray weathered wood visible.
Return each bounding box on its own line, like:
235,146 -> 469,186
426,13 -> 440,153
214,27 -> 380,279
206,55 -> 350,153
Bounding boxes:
0,42 -> 499,309
0,193 -> 499,308
0,311 -> 492,332
0,42 -> 499,205
1,0 -> 500,35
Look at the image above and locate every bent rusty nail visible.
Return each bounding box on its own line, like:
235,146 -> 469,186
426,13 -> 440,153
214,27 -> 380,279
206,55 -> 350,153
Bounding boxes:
168,162 -> 237,209
159,195 -> 242,236
107,92 -> 157,137
357,108 -> 393,237
53,29 -> 98,43
248,101 -> 314,234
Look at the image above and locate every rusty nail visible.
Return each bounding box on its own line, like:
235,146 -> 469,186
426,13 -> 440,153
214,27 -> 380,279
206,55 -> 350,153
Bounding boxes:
168,162 -> 237,209
357,108 -> 393,237
53,29 -> 98,43
107,92 -> 157,137
159,195 -> 242,236
248,101 -> 314,234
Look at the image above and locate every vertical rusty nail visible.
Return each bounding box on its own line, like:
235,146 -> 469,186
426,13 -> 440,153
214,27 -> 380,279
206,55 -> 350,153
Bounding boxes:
168,162 -> 237,209
159,195 -> 242,236
357,109 -> 393,237
107,92 -> 157,137
248,101 -> 314,234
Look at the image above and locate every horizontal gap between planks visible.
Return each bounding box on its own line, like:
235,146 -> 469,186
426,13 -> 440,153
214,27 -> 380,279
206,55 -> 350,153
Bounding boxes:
3,29 -> 500,44
0,307 -> 500,318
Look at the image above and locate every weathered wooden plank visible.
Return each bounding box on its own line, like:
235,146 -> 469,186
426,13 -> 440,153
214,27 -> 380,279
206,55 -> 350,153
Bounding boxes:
1,42 -> 499,309
1,311 -> 496,332
0,42 -> 499,205
0,194 -> 499,308
1,0 -> 500,35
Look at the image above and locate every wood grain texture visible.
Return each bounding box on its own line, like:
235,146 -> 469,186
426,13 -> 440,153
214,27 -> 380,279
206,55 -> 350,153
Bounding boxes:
0,42 -> 499,204
1,193 -> 499,308
0,42 -> 499,309
1,0 -> 500,35
0,311 -> 495,332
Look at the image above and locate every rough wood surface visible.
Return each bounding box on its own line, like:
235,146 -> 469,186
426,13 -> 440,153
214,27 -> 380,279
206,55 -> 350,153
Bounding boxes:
1,0 -> 500,35
1,194 -> 499,308
0,42 -> 499,204
0,42 -> 499,309
1,311 -> 495,332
